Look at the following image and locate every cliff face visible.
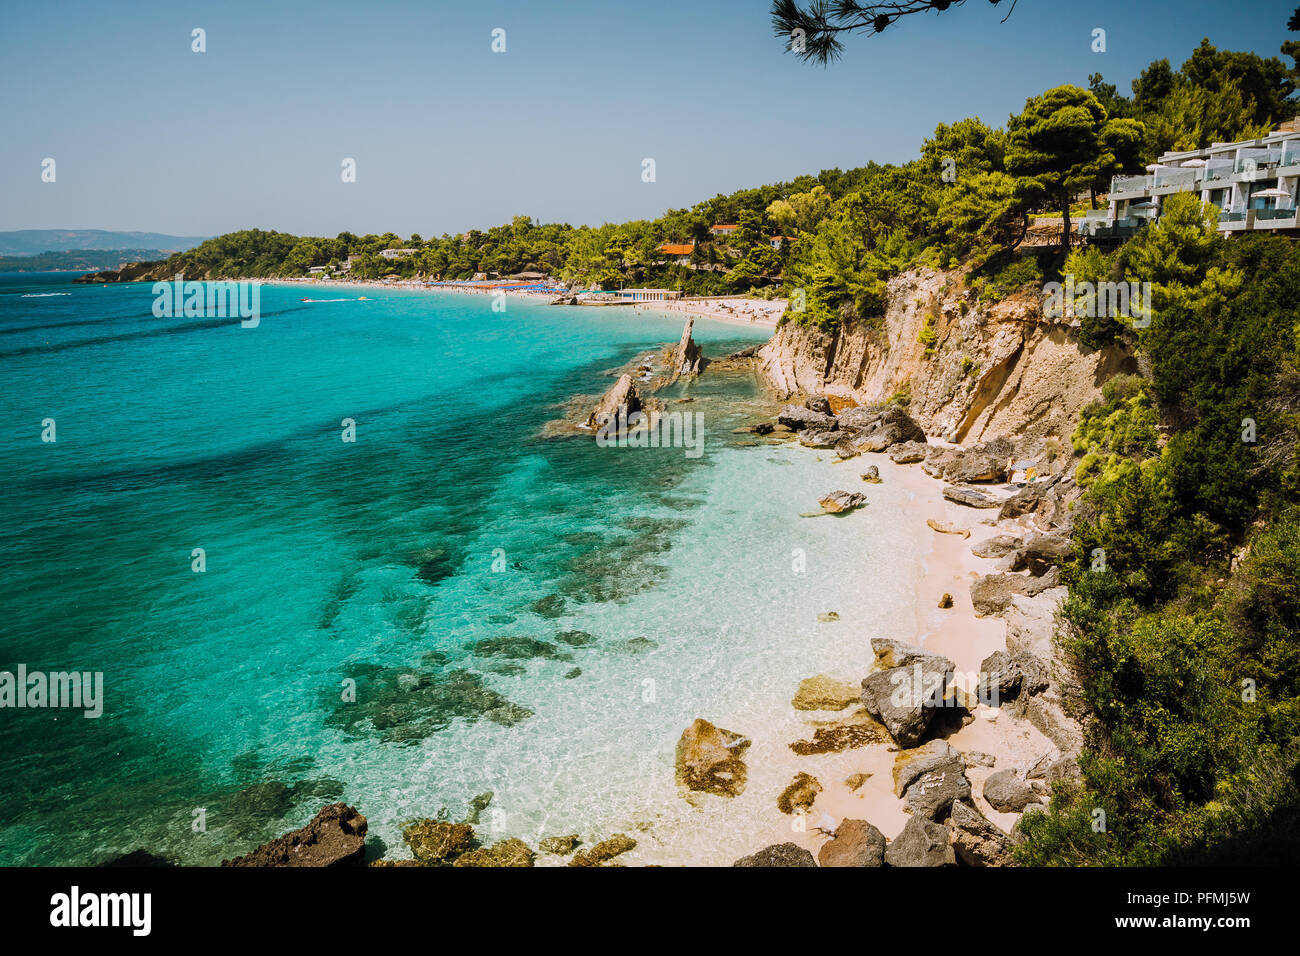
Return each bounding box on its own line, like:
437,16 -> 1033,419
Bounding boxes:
758,268 -> 1135,446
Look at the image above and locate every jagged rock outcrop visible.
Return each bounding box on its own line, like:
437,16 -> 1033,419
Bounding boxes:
586,374 -> 642,432
221,803 -> 368,867
668,318 -> 705,383
758,267 -> 1135,446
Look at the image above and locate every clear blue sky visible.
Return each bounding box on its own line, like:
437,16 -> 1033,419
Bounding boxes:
1,0 -> 1296,238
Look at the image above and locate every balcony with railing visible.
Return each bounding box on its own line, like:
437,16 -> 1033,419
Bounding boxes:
1152,167 -> 1200,190
1254,205 -> 1297,221
1203,162 -> 1235,184
1219,209 -> 1248,222
1235,149 -> 1281,174
1280,143 -> 1300,170
1110,174 -> 1152,197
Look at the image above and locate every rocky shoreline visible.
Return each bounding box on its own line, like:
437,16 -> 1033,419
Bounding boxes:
704,391 -> 1086,866
113,307 -> 1088,868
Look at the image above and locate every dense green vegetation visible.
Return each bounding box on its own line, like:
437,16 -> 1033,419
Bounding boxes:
1016,198 -> 1300,865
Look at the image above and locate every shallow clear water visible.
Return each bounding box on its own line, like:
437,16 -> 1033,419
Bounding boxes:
0,274 -> 921,865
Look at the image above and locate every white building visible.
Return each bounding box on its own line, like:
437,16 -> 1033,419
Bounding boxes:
1084,118 -> 1300,240
617,288 -> 681,302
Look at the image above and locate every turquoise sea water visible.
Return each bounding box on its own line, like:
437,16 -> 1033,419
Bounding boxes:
0,274 -> 925,865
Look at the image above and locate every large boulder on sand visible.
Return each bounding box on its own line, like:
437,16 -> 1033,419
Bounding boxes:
884,814 -> 956,867
1005,533 -> 1073,576
943,485 -> 1000,508
982,769 -> 1042,813
942,451 -> 1007,483
948,799 -> 1014,866
860,639 -> 955,748
676,718 -> 750,797
888,440 -> 929,464
970,569 -> 1061,617
891,740 -> 971,820
972,534 -> 1024,559
733,843 -> 818,867
819,490 -> 867,513
222,803 -> 368,867
818,819 -> 886,867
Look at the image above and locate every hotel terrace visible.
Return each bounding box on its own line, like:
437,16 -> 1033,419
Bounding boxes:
1083,118 -> 1300,241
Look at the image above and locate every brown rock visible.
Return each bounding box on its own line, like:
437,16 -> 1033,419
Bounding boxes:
676,718 -> 750,797
569,833 -> 636,867
818,819 -> 887,867
401,819 -> 475,865
221,803 -> 368,868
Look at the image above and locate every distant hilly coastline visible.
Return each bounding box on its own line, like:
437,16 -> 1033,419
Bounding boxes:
0,248 -> 177,273
0,229 -> 207,257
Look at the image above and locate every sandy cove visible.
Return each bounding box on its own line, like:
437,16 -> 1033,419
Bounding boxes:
602,438 -> 1057,867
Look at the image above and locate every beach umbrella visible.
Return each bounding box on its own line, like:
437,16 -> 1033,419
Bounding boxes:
1254,187 -> 1292,199
1181,158 -> 1208,167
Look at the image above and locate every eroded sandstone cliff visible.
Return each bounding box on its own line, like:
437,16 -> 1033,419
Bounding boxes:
758,268 -> 1135,446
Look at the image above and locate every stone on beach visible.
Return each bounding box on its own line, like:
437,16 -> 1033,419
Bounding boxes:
861,465 -> 882,482
891,740 -> 971,822
799,428 -> 842,448
982,769 -> 1042,813
927,518 -> 970,538
942,485 -> 1000,508
883,814 -> 956,867
971,534 -> 1024,558
970,569 -> 1061,617
948,799 -> 1014,866
732,843 -> 818,867
818,490 -> 867,513
860,639 -> 955,748
817,819 -> 887,867
888,440 -> 929,464
676,718 -> 751,797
